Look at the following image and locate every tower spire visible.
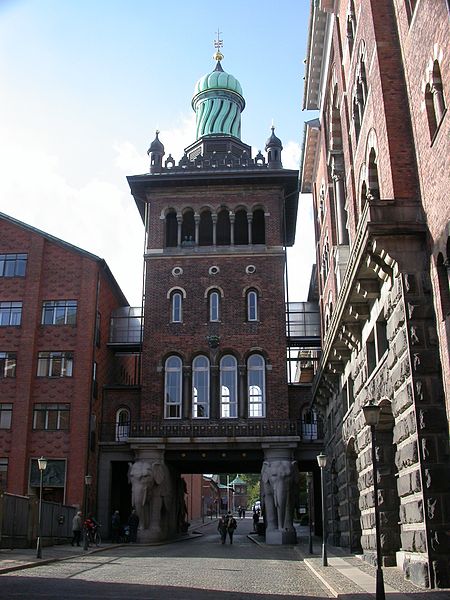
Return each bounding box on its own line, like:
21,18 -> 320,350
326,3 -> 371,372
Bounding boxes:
213,27 -> 224,62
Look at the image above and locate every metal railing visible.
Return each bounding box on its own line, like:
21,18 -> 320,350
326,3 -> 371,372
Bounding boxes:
100,419 -> 324,443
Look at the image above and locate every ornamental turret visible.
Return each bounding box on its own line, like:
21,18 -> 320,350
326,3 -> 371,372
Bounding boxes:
147,130 -> 165,173
265,125 -> 283,168
192,46 -> 245,140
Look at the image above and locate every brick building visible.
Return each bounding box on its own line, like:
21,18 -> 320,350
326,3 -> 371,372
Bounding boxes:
97,45 -> 322,544
0,212 -> 128,509
301,0 -> 449,588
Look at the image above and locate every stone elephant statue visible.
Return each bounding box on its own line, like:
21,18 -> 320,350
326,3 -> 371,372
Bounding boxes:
127,459 -> 174,540
261,459 -> 299,538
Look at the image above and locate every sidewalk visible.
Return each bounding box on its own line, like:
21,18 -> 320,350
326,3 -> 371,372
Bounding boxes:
0,541 -> 116,574
0,518 -> 210,575
294,526 -> 450,599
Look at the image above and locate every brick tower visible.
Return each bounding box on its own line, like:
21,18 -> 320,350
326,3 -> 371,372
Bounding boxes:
125,45 -> 301,543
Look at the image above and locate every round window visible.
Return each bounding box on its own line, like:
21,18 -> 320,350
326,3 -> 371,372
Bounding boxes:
209,266 -> 220,275
172,266 -> 183,277
246,265 -> 256,274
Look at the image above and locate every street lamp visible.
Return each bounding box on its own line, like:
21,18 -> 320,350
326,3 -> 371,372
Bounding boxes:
317,453 -> 328,566
36,456 -> 47,559
363,404 -> 386,600
306,472 -> 313,554
83,474 -> 93,551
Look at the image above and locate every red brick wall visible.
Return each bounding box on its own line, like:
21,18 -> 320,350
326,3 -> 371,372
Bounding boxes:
140,184 -> 290,422
0,216 -> 127,507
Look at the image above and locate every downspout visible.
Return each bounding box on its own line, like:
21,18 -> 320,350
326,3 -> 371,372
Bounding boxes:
85,269 -> 101,514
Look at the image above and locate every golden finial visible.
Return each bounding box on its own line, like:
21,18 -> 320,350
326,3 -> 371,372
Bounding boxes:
213,27 -> 224,62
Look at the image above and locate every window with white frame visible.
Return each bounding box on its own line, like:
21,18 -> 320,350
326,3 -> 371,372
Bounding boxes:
0,404 -> 12,429
0,352 -> 16,378
37,351 -> 73,377
247,290 -> 259,321
32,403 -> 70,430
247,354 -> 266,417
115,407 -> 130,441
0,302 -> 22,326
209,291 -> 220,322
192,355 -> 210,418
164,356 -> 182,418
220,355 -> 238,418
171,292 -> 183,323
42,300 -> 77,325
0,254 -> 27,277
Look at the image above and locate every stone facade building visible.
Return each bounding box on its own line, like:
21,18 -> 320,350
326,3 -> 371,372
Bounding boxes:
0,212 -> 128,509
300,0 -> 449,588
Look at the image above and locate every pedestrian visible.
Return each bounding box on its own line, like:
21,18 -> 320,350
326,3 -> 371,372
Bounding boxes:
253,508 -> 260,532
111,510 -> 121,543
128,509 -> 139,543
71,511 -> 82,546
227,512 -> 237,544
217,515 -> 228,544
241,507 -> 245,519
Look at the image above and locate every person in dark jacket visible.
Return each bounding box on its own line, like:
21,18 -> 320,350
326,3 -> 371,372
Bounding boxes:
71,511 -> 82,546
217,515 -> 228,544
128,509 -> 139,543
226,512 -> 237,544
111,510 -> 121,543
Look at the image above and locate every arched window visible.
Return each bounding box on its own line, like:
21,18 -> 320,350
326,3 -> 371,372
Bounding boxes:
115,408 -> 130,441
437,247 -> 450,319
199,210 -> 213,246
252,209 -> 265,244
367,148 -> 380,200
217,209 -> 231,245
426,61 -> 446,140
360,180 -> 368,214
209,290 -> 220,322
171,292 -> 183,323
220,355 -> 238,418
181,209 -> 195,244
164,356 -> 182,418
302,408 -> 319,440
247,290 -> 258,321
234,209 -> 248,245
165,210 -> 178,247
247,354 -> 266,418
347,1 -> 356,54
192,355 -> 210,418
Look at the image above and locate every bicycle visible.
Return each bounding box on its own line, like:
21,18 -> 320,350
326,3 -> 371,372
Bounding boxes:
87,524 -> 102,547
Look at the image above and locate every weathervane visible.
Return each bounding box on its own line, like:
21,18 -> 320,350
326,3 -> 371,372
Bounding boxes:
213,28 -> 224,62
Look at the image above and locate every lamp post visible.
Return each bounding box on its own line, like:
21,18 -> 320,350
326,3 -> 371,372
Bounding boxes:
83,474 -> 93,551
306,471 -> 313,554
317,453 -> 328,566
363,404 -> 386,600
36,456 -> 47,559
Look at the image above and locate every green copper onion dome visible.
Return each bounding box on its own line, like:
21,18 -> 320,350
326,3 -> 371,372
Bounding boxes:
192,52 -> 245,140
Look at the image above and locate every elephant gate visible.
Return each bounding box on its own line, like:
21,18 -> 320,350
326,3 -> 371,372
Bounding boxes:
100,440 -> 315,546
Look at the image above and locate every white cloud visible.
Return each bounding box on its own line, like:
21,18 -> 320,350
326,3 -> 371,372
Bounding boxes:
283,140 -> 302,170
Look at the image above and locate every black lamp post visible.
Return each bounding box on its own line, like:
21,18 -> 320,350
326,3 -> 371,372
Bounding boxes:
83,474 -> 93,551
36,456 -> 47,559
363,404 -> 386,600
317,453 -> 328,566
306,471 -> 313,554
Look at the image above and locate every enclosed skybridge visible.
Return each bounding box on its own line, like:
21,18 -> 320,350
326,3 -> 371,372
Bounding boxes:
286,302 -> 321,384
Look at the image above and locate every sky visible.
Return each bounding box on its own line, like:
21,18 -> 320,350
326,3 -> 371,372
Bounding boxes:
0,0 -> 315,306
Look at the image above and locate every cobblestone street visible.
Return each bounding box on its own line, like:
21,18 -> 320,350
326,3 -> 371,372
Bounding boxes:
0,518 -> 332,599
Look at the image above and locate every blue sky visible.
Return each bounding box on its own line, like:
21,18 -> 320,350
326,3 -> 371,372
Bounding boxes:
0,0 -> 315,305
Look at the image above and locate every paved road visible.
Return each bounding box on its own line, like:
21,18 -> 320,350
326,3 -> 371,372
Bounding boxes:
0,518 -> 332,599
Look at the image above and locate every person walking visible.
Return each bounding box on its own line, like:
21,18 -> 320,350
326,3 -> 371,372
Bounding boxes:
226,511 -> 237,544
217,515 -> 228,544
71,511 -> 82,547
128,509 -> 139,543
111,510 -> 121,543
